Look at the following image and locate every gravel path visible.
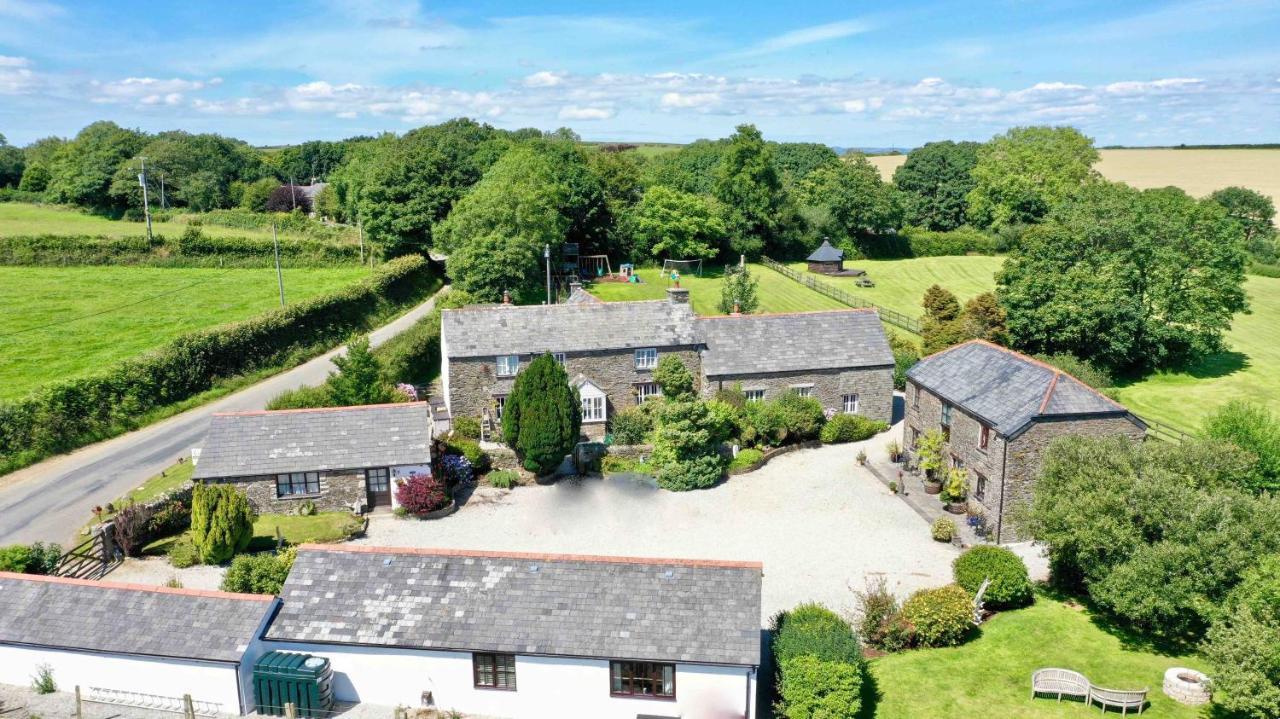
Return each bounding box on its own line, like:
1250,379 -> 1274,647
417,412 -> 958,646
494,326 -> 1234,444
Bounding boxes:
356,439 -> 957,624
107,556 -> 226,590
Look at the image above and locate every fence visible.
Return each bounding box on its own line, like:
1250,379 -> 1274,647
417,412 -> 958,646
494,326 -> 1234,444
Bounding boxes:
759,257 -> 923,334
81,686 -> 221,718
51,527 -> 118,580
1139,415 -> 1198,444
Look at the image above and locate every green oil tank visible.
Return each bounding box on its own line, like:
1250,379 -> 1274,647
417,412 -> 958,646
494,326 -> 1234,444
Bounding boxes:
253,651 -> 335,717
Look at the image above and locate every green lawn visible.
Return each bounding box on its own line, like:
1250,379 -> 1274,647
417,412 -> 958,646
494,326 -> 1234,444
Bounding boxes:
247,512 -> 365,551
0,201 -> 349,242
865,594 -> 1218,718
586,263 -> 847,315
0,265 -> 369,400
785,256 -> 1005,319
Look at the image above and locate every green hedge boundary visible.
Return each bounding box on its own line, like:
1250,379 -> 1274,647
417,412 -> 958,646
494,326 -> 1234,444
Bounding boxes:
0,233 -> 365,268
0,255 -> 438,473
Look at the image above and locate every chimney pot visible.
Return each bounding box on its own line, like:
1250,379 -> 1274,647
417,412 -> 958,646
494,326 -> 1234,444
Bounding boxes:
732,301 -> 741,316
569,281 -> 583,295
666,287 -> 690,305
502,290 -> 511,305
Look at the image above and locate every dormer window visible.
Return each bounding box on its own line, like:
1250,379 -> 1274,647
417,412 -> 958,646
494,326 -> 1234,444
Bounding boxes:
634,348 -> 658,370
496,355 -> 519,377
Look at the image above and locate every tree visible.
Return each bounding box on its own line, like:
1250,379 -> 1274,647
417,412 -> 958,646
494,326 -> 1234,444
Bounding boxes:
328,336 -> 392,406
265,185 -> 309,213
967,126 -> 1099,228
1210,186 -> 1276,247
190,483 -> 255,565
501,353 -> 580,475
45,121 -> 147,210
771,142 -> 840,188
18,136 -> 65,192
1203,607 -> 1280,719
796,156 -> 903,245
921,285 -> 961,321
714,124 -> 795,258
893,140 -> 981,231
1203,401 -> 1280,492
997,182 -> 1250,372
239,178 -> 280,212
108,131 -> 266,212
653,355 -> 695,400
643,138 -> 729,195
718,263 -> 760,314
628,185 -> 724,261
959,292 -> 1008,345
0,134 -> 24,188
650,400 -> 726,491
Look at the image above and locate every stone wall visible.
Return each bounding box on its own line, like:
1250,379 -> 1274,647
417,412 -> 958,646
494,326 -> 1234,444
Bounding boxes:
703,366 -> 894,423
207,469 -> 367,514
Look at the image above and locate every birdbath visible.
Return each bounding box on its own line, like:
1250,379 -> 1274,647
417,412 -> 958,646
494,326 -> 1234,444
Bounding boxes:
1163,667 -> 1211,705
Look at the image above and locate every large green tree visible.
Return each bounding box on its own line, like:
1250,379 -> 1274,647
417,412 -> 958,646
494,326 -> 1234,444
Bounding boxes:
997,182 -> 1249,372
328,335 -> 392,406
628,185 -> 724,261
108,132 -> 265,212
0,134 -> 24,188
18,136 -> 65,192
1203,401 -> 1280,492
718,263 -> 760,314
893,140 -> 980,230
501,353 -> 581,474
45,121 -> 148,211
796,155 -> 903,243
1210,186 -> 1277,263
713,124 -> 794,258
967,126 -> 1099,228
771,142 -> 840,188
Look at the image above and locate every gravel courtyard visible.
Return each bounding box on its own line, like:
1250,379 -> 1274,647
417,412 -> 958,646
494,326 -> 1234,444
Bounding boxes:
356,440 -> 958,623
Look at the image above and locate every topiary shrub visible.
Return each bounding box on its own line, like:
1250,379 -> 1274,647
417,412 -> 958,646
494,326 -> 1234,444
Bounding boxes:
777,655 -> 862,719
772,603 -> 863,667
953,545 -> 1033,609
502,353 -> 580,475
190,483 -> 255,565
609,406 -> 653,445
820,414 -> 889,444
653,355 -> 695,399
220,547 -> 296,595
900,584 -> 973,647
931,517 -> 955,542
395,473 -> 449,515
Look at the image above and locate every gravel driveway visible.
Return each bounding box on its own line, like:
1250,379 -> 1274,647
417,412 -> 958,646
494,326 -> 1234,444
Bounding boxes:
357,440 -> 957,624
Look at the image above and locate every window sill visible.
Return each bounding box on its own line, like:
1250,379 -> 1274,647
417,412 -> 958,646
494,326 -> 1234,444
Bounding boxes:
609,693 -> 677,702
583,418 -> 607,424
473,685 -> 517,692
275,493 -> 324,501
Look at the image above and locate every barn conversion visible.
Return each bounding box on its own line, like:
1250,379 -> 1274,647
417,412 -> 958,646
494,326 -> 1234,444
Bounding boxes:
0,572 -> 277,714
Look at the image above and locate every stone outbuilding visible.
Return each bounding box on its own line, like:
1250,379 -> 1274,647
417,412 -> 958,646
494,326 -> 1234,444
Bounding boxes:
903,340 -> 1147,542
805,240 -> 845,274
193,402 -> 433,514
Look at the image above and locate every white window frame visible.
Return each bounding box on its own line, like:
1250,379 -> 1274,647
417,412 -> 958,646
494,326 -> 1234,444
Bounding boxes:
790,384 -> 814,398
842,393 -> 860,414
496,355 -> 520,377
745,389 -> 766,403
634,348 -> 658,370
494,395 -> 507,421
636,382 -> 662,404
582,395 -> 606,423
552,352 -> 566,365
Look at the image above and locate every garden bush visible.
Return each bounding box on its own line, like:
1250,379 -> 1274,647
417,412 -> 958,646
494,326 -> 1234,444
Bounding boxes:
395,473 -> 449,515
487,470 -> 518,489
167,537 -> 200,568
0,542 -> 61,574
953,545 -> 1033,609
727,447 -> 764,472
439,454 -> 474,485
190,483 -> 255,565
931,517 -> 955,542
819,414 -> 888,444
653,356 -> 696,399
776,655 -> 862,719
1203,606 -> 1280,719
854,577 -> 912,652
220,547 -> 297,595
446,438 -> 490,473
742,394 -> 826,448
772,603 -> 863,666
650,400 -> 727,491
655,454 -> 723,491
1225,555 -> 1280,625
900,584 -> 973,647
609,406 -> 653,445
451,416 -> 481,440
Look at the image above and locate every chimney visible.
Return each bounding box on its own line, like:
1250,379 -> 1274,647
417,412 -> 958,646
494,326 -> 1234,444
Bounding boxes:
569,281 -> 583,295
666,287 -> 690,305
502,289 -> 511,305
731,300 -> 741,316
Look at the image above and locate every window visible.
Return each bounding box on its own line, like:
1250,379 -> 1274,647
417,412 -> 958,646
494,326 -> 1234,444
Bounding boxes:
911,384 -> 919,409
276,472 -> 320,497
636,382 -> 662,404
940,403 -> 953,427
634,348 -> 658,370
582,395 -> 606,422
745,389 -> 766,403
473,653 -> 517,691
496,355 -> 519,377
979,425 -> 990,451
842,393 -> 860,414
610,661 -> 675,699
552,352 -> 566,365
975,474 -> 988,502
494,395 -> 506,421
365,468 -> 389,493
791,385 -> 813,398
951,455 -> 964,470
911,427 -> 920,448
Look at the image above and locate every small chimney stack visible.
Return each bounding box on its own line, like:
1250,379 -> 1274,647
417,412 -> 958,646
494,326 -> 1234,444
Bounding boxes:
666,287 -> 690,305
569,281 -> 583,295
731,300 -> 741,316
502,289 -> 511,305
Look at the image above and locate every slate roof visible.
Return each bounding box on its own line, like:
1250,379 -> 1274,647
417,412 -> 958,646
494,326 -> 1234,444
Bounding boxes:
442,299 -> 699,358
806,240 -> 844,262
0,572 -> 275,663
194,402 -> 432,479
906,340 -> 1144,438
700,309 -> 894,377
267,546 -> 763,667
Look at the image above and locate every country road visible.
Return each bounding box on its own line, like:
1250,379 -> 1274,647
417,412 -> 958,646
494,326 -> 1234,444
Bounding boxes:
0,287 -> 448,546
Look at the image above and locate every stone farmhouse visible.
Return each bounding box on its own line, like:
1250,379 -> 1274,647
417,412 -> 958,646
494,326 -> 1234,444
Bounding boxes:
193,402 -> 433,514
441,285 -> 895,440
903,340 -> 1147,542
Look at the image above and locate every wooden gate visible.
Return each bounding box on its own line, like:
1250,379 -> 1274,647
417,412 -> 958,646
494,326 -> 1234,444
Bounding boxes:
51,526 -> 119,580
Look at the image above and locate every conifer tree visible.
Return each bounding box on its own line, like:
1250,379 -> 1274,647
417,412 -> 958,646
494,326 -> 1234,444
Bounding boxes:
501,353 -> 581,474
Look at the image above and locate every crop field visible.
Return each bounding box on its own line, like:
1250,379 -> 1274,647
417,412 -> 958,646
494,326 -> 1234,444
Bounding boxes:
0,265 -> 368,401
867,149 -> 1280,206
0,202 -> 352,242
586,263 -> 846,315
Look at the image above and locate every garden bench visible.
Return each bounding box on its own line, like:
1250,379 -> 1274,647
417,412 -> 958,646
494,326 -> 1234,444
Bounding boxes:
1031,668 -> 1091,703
1088,685 -> 1148,715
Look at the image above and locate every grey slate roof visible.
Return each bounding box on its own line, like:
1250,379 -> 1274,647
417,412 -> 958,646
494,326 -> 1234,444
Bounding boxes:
267,546 -> 763,666
700,309 -> 894,376
194,402 -> 432,479
0,573 -> 274,663
806,240 -> 844,262
442,299 -> 699,358
906,340 -> 1143,437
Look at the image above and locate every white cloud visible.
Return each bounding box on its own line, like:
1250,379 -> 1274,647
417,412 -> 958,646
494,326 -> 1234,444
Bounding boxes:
742,19 -> 872,56
659,91 -> 721,109
0,55 -> 31,67
1103,78 -> 1203,95
558,105 -> 615,120
522,71 -> 565,88
0,54 -> 35,93
91,76 -> 209,104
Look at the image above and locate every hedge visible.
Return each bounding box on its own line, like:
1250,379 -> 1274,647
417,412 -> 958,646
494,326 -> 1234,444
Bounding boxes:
772,603 -> 863,666
0,232 -> 364,267
777,655 -> 862,719
900,584 -> 974,647
953,545 -> 1034,609
819,414 -> 888,444
0,255 -> 438,472
851,225 -> 1000,259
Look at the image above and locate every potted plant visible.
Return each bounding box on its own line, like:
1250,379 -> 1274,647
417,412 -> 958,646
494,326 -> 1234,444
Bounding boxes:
886,439 -> 902,463
941,468 -> 969,514
856,448 -> 868,465
917,430 -> 946,494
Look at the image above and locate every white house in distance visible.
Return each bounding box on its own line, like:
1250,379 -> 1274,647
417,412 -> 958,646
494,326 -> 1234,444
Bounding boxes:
263,544 -> 764,718
0,571 -> 277,714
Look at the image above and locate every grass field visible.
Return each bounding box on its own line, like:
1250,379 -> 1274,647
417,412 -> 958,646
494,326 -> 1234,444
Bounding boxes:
0,202 -> 351,242
0,265 -> 369,401
785,256 -> 1005,320
866,148 -> 1280,206
865,594 -> 1216,719
586,264 -> 847,315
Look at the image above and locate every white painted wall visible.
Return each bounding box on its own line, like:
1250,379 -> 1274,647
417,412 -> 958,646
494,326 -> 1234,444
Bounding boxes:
389,464 -> 432,510
263,642 -> 755,719
440,329 -> 452,416
0,643 -> 247,714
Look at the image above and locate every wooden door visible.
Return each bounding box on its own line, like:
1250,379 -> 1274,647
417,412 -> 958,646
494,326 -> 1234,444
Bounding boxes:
366,467 -> 391,508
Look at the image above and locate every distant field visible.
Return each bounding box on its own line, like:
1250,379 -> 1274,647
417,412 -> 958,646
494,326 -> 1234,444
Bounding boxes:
866,149 -> 1280,206
586,263 -> 845,315
0,266 -> 368,401
0,202 -> 352,242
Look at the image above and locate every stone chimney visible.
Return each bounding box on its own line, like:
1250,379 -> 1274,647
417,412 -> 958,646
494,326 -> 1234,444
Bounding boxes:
569,281 -> 583,295
731,300 -> 741,316
502,289 -> 511,305
666,287 -> 690,305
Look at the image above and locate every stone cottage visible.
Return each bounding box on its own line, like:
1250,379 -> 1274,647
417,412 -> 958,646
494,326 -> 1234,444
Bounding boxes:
903,340 -> 1147,542
440,286 -> 895,441
193,402 -> 433,513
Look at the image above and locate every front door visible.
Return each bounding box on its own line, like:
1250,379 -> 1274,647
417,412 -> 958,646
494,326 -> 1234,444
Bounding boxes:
366,467 -> 391,509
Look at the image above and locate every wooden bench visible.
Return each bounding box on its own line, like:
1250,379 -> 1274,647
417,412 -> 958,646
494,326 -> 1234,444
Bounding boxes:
1088,686 -> 1148,715
1031,668 -> 1091,703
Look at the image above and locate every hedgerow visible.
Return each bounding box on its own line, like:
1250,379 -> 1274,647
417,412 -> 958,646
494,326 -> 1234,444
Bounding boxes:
0,231 -> 363,267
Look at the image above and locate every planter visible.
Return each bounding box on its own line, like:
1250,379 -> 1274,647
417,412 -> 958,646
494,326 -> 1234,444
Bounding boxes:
923,480 -> 942,495
414,499 -> 458,520
1163,667 -> 1211,706
945,501 -> 967,514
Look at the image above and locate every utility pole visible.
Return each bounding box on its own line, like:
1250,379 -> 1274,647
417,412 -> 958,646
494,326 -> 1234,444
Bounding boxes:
159,173 -> 166,209
272,224 -> 285,307
357,220 -> 365,264
289,176 -> 297,211
137,158 -> 153,242
544,243 -> 552,305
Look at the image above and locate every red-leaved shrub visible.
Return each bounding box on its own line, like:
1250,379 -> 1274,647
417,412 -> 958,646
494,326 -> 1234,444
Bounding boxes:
395,473 -> 448,515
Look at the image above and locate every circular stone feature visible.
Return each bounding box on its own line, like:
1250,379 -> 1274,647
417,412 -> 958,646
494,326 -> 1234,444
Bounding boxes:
1163,667 -> 1211,705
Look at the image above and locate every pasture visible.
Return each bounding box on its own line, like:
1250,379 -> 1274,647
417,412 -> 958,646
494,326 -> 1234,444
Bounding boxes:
586,263 -> 846,315
0,265 -> 368,401
0,202 -> 350,242
866,148 -> 1280,206
784,256 -> 1004,320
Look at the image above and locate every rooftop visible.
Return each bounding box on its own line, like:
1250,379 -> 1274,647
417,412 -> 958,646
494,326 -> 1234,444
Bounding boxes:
806,240 -> 844,262
700,309 -> 894,376
0,572 -> 275,663
193,402 -> 432,479
906,340 -> 1142,437
266,545 -> 763,666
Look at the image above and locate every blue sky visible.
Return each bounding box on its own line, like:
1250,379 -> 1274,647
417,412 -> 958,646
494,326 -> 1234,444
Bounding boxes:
1,0 -> 1277,147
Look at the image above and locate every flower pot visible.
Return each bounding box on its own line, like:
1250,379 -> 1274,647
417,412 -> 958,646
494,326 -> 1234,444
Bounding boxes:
945,501 -> 967,514
923,480 -> 942,495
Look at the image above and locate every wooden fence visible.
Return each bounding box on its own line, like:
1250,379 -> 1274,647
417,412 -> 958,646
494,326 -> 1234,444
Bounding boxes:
1139,415 -> 1198,444
51,526 -> 118,580
760,257 -> 923,334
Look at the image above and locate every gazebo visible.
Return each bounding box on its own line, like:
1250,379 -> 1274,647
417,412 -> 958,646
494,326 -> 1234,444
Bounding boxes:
806,240 -> 845,274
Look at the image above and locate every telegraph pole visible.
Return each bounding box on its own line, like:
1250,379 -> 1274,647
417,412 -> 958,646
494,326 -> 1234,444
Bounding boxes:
357,220 -> 365,264
544,244 -> 552,305
159,173 -> 166,209
137,158 -> 153,242
272,224 -> 286,307
289,176 -> 297,211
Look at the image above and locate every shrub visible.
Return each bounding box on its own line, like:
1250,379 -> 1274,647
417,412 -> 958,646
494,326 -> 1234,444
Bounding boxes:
728,447 -> 764,472
167,537 -> 200,568
888,331 -> 920,390
446,438 -> 490,473
111,503 -> 150,557
488,470 -> 518,489
653,356 -> 695,399
655,454 -> 723,491
439,454 -> 474,485
0,542 -> 61,574
651,400 -> 726,491
774,393 -> 826,441
221,547 -> 297,595
31,664 -> 56,694
854,577 -> 912,652
1224,555 -> 1280,626
266,384 -> 334,410
189,483 -> 256,565
931,517 -> 955,542
953,545 -> 1033,609
609,407 -> 653,445
1203,400 -> 1280,492
776,655 -> 862,719
1203,606 -> 1280,719
146,496 -> 192,538
820,414 -> 888,444
395,473 -> 449,515
772,603 -> 863,666
451,416 -> 481,440
900,584 -> 973,647
502,353 -> 580,475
